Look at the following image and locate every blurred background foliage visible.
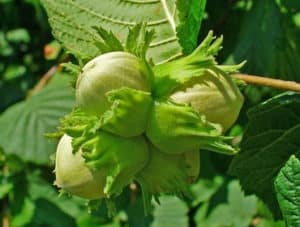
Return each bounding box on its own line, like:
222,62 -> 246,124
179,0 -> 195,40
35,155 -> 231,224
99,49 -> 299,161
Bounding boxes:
0,0 -> 299,226
0,0 -> 53,111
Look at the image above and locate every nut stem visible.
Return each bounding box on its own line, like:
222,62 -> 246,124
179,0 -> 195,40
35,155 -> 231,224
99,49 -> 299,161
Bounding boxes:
233,74 -> 300,92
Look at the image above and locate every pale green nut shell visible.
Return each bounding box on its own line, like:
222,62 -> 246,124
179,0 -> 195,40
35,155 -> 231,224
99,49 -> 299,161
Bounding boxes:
170,71 -> 244,132
54,134 -> 106,200
76,51 -> 152,116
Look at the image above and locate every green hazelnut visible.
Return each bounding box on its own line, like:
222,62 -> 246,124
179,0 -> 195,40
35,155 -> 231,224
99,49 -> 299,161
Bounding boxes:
54,134 -> 106,200
171,70 -> 244,132
76,51 -> 152,116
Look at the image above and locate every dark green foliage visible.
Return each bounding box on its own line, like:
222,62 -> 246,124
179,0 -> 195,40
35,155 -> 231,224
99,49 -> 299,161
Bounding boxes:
0,74 -> 74,164
229,92 -> 300,218
227,0 -> 300,82
176,0 -> 207,54
275,155 -> 300,226
0,0 -> 52,111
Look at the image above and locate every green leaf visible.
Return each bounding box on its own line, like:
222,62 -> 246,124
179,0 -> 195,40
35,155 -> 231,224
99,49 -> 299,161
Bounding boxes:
0,32 -> 13,56
100,87 -> 153,137
195,180 -> 257,227
41,0 -> 206,64
28,199 -> 77,227
190,176 -> 223,207
125,191 -> 152,227
151,196 -> 189,227
28,171 -> 118,226
226,0 -> 300,81
3,65 -> 27,81
0,182 -> 13,198
194,202 -> 209,224
28,171 -> 90,219
146,100 -> 237,155
6,28 -> 30,43
274,155 -> 300,226
0,73 -> 74,164
256,219 -> 285,227
279,0 -> 300,12
176,0 -> 207,54
11,198 -> 35,227
229,92 -> 300,218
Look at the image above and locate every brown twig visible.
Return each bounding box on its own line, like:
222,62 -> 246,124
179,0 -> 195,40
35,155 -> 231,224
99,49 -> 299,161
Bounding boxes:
233,74 -> 300,92
2,215 -> 9,227
28,65 -> 61,96
2,197 -> 9,227
28,53 -> 69,97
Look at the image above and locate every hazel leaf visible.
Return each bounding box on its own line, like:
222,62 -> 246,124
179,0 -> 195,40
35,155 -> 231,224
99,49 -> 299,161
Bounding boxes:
41,0 -> 206,64
274,155 -> 300,226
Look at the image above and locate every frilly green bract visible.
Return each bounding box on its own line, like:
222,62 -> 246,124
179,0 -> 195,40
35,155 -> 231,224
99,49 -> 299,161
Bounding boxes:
99,87 -> 153,137
136,145 -> 192,213
146,101 -> 238,155
57,108 -> 98,139
153,31 -> 224,98
79,131 -> 149,197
